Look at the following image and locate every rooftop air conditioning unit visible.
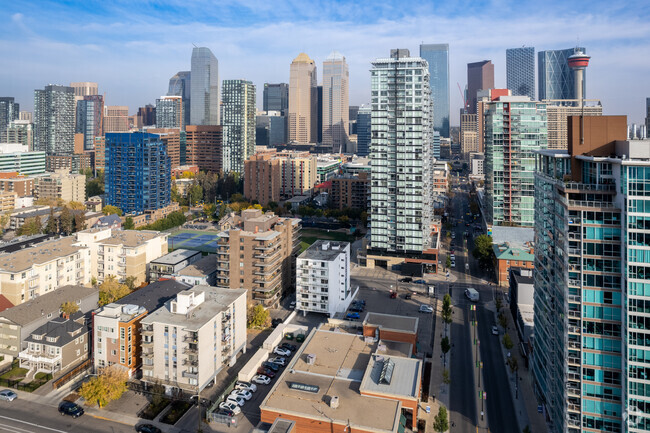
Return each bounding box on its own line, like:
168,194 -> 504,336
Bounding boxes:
330,396 -> 339,409
306,354 -> 316,365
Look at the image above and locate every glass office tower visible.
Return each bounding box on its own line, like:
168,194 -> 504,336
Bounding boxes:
263,83 -> 289,114
538,47 -> 586,101
419,44 -> 450,137
506,47 -> 535,100
168,71 -> 191,128
190,47 -> 219,125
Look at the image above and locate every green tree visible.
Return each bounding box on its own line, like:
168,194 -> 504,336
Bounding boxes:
446,255 -> 452,269
78,365 -> 128,408
502,333 -> 514,350
124,276 -> 138,291
91,276 -> 98,287
442,368 -> 451,385
442,294 -> 452,324
123,217 -> 135,230
99,276 -> 131,306
507,356 -> 518,373
74,213 -> 86,232
247,305 -> 271,329
432,406 -> 449,432
203,203 -> 217,220
188,183 -> 203,206
60,301 -> 80,315
498,312 -> 508,329
42,207 -> 57,234
60,207 -> 74,234
440,336 -> 451,355
472,234 -> 493,264
103,205 -> 123,216
230,193 -> 245,203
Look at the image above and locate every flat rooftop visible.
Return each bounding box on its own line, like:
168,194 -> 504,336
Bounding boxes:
141,286 -> 245,330
175,255 -> 218,277
360,354 -> 421,399
261,328 -> 418,433
363,312 -> 419,334
150,249 -> 200,265
0,237 -> 84,273
299,240 -> 349,262
115,279 -> 190,312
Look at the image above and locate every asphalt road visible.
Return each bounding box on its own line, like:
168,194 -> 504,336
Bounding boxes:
0,399 -> 134,433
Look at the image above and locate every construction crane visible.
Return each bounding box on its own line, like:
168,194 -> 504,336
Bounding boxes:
457,82 -> 467,111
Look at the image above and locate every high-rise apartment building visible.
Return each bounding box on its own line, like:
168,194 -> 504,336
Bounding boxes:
263,83 -> 289,114
532,115 -> 633,433
322,51 -> 349,153
467,60 -> 494,114
75,95 -> 103,151
34,170 -> 86,203
0,97 -> 19,137
3,120 -> 33,150
221,80 -> 256,173
34,85 -> 75,155
146,128 -> 185,168
167,71 -> 191,128
296,240 -> 351,317
279,150 -> 317,199
506,47 -> 535,99
545,99 -> 603,149
70,82 -> 98,100
538,47 -> 586,100
185,125 -> 223,173
104,106 -> 130,132
216,209 -> 301,306
155,96 -> 183,129
288,53 -> 317,143
190,47 -> 219,125
244,150 -> 282,205
105,132 -> 171,214
484,96 -> 547,227
367,49 -> 434,263
420,44 -> 450,137
19,111 -> 32,122
356,105 -> 371,156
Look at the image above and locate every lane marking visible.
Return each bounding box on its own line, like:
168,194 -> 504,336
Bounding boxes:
0,416 -> 66,433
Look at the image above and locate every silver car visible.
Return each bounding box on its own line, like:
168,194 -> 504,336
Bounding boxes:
0,389 -> 17,401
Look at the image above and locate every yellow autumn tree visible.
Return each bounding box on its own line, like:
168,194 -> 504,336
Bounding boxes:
79,365 -> 128,408
98,275 -> 131,306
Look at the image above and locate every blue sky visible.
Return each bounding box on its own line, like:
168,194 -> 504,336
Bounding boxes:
1,0 -> 649,124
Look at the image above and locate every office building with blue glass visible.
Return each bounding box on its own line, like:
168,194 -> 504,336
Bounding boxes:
538,47 -> 586,101
419,44 -> 450,138
105,132 -> 171,215
506,47 -> 535,100
532,115 -> 650,433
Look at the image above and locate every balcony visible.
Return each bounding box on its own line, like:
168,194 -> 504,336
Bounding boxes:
182,370 -> 198,379
183,333 -> 198,343
19,350 -> 61,365
182,358 -> 198,366
183,344 -> 198,354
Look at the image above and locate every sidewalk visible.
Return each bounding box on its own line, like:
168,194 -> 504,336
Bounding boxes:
496,303 -> 548,433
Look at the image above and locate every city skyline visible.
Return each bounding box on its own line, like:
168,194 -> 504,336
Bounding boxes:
0,1 -> 648,124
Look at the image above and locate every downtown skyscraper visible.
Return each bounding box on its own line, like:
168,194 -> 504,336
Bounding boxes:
76,94 -> 104,151
322,51 -> 349,153
367,49 -> 434,262
506,47 -> 535,99
467,60 -> 494,114
538,47 -> 586,100
34,85 -> 75,155
420,43 -> 450,137
190,47 -> 219,125
263,83 -> 289,114
288,53 -> 317,143
0,97 -> 19,137
222,79 -> 256,173
168,71 -> 191,128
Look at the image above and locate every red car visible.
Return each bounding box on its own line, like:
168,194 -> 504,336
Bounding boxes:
257,367 -> 276,378
390,292 -> 397,299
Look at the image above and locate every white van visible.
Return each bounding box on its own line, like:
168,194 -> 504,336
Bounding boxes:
465,288 -> 479,302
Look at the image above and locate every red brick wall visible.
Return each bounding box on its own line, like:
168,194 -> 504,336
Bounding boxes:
261,411 -> 380,433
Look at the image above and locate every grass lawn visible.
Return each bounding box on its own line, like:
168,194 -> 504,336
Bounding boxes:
34,372 -> 51,381
300,229 -> 355,248
0,366 -> 27,380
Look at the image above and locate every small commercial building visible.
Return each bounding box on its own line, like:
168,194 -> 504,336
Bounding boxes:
148,249 -> 202,282
173,255 -> 219,286
493,242 -> 535,287
362,313 -> 419,355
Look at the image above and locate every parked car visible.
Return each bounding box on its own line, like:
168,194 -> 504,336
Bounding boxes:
399,277 -> 412,283
257,367 -> 276,378
262,361 -> 280,372
271,318 -> 283,328
0,390 -> 17,402
419,305 -> 434,313
229,389 -> 252,401
404,293 -> 412,300
355,299 -> 366,306
289,301 -> 296,309
273,347 -> 291,357
269,357 -> 286,366
217,408 -> 236,418
450,261 -> 456,268
390,292 -> 397,299
58,401 -> 84,418
136,424 -> 162,433
226,395 -> 245,407
413,279 -> 426,285
280,343 -> 297,352
252,375 -> 272,385
346,312 -> 361,320
235,381 -> 257,393
348,306 -> 364,312
219,401 -> 242,414
492,326 -> 499,336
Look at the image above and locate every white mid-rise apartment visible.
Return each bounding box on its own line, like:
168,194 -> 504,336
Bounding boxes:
296,240 -> 351,317
140,286 -> 246,393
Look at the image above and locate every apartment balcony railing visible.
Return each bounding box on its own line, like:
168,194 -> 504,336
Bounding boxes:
182,370 -> 198,379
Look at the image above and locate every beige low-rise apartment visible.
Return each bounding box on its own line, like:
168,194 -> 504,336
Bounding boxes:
0,237 -> 91,306
75,227 -> 168,285
216,209 -> 301,306
34,170 -> 86,203
140,286 -> 247,393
